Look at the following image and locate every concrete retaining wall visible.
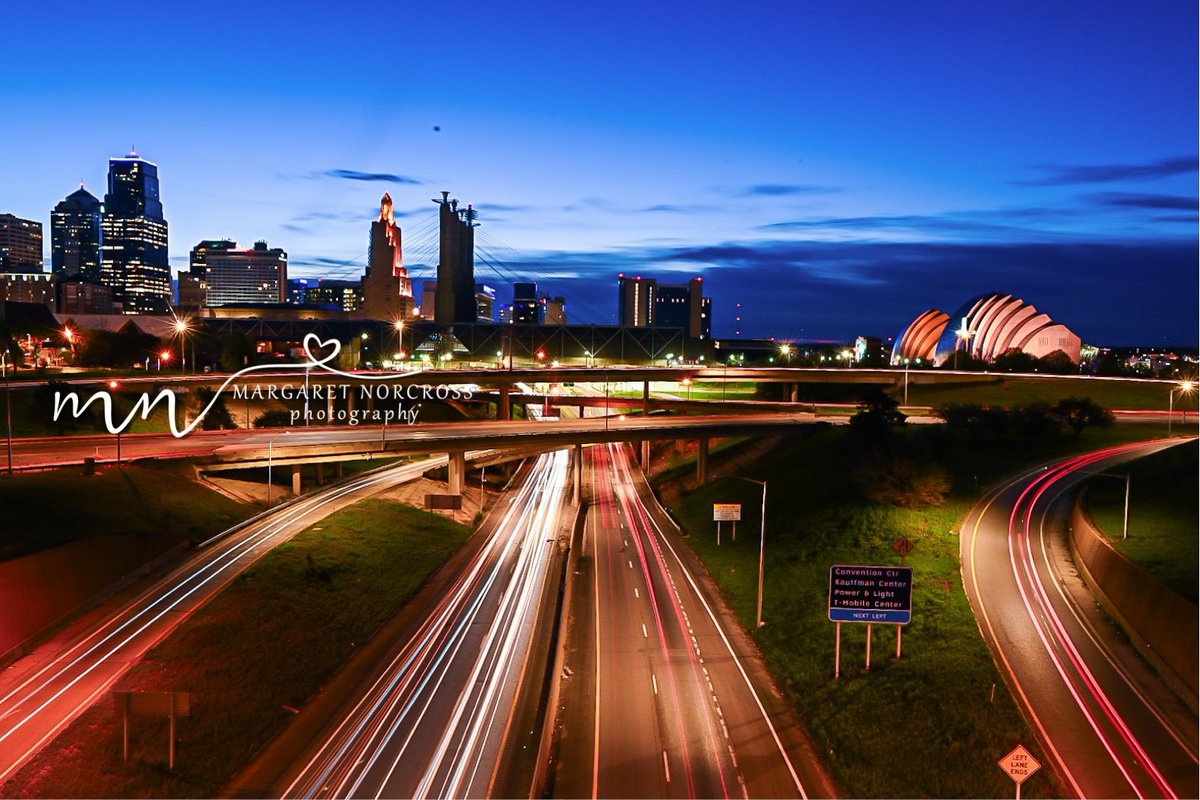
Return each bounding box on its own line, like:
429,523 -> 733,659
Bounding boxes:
1070,496 -> 1198,699
0,534 -> 186,662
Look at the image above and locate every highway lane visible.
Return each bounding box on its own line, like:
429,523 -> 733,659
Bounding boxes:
0,456 -> 449,786
281,449 -> 571,799
554,442 -> 832,799
961,438 -> 1198,799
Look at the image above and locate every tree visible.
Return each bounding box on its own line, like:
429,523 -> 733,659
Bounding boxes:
993,348 -> 1040,373
1038,350 -> 1076,375
1053,397 -> 1114,436
848,386 -> 906,442
254,410 -> 293,428
195,387 -> 238,430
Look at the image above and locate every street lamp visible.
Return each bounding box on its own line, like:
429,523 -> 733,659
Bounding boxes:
779,343 -> 793,365
393,319 -> 404,367
953,317 -> 974,370
1168,380 -> 1195,437
682,377 -> 692,400
173,317 -> 191,374
732,475 -> 768,628
1,350 -> 12,474
267,431 -> 289,507
108,380 -> 122,466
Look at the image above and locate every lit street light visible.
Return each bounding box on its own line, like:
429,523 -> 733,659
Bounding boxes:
953,317 -> 974,370
732,475 -> 768,628
1168,380 -> 1195,436
173,317 -> 191,374
779,343 -> 793,365
108,380 -> 122,466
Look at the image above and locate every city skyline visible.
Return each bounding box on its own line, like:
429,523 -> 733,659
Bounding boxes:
1,1 -> 1196,344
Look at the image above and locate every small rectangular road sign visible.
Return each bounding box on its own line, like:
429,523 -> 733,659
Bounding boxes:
998,744 -> 1040,784
828,565 -> 913,624
713,503 -> 741,521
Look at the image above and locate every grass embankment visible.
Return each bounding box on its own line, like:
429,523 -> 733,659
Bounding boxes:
899,375 -> 1191,411
658,420 -> 1175,798
1086,439 -> 1198,599
0,466 -> 251,563
2,498 -> 472,799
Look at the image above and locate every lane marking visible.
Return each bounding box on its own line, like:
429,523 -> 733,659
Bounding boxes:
634,587 -> 639,599
642,623 -> 648,639
652,674 -> 658,695
663,750 -> 671,783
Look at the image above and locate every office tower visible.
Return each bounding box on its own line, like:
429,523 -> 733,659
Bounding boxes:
51,186 -> 102,280
513,281 -> 543,324
433,191 -> 477,325
190,240 -> 287,306
101,152 -> 170,313
420,281 -> 437,318
497,304 -> 513,324
700,296 -> 712,340
618,274 -> 708,338
0,214 -> 44,272
475,283 -> 495,323
363,193 -> 413,321
543,296 -> 566,325
617,274 -> 655,327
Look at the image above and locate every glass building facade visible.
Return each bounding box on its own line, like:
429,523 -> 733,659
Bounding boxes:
101,153 -> 170,314
51,186 -> 103,281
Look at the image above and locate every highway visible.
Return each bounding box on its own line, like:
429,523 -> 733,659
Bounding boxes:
0,456 -> 449,785
961,439 -> 1198,799
280,449 -> 570,799
553,442 -> 834,799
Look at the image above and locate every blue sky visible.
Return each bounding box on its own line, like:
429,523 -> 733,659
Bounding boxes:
1,1 -> 1196,343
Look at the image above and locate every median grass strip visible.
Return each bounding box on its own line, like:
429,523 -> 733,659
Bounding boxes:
1,498 -> 472,799
0,465 -> 251,562
658,421 -> 1175,798
1086,439 -> 1198,599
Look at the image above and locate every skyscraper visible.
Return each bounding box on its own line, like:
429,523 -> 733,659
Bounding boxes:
363,193 -> 413,321
0,214 -> 44,272
434,191 -> 477,325
101,152 -> 170,314
51,186 -> 103,281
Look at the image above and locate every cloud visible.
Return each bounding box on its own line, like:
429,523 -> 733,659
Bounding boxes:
1016,156 -> 1197,186
1084,192 -> 1198,211
741,183 -> 841,196
321,169 -> 422,184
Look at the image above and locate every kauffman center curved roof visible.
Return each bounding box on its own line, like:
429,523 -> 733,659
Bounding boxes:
891,292 -> 1081,366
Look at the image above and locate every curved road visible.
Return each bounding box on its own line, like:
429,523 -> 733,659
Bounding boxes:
961,438 -> 1198,799
0,456 -> 450,786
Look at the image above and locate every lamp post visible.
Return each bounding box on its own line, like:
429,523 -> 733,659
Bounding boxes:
393,319 -> 404,368
2,351 -> 11,475
903,358 -> 911,406
1168,380 -> 1195,437
732,475 -> 768,628
107,380 -> 122,466
173,318 -> 191,375
266,431 -> 288,507
953,317 -> 974,370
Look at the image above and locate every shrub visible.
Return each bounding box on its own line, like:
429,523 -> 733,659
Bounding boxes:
854,452 -> 950,508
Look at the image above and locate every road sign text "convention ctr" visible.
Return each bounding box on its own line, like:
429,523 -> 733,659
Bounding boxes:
828,565 -> 913,624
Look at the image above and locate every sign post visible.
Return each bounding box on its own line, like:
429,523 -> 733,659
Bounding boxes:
998,744 -> 1040,800
828,565 -> 913,677
113,691 -> 191,769
713,504 -> 741,547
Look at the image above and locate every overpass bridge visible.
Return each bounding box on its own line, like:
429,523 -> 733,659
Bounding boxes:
200,413 -> 827,503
